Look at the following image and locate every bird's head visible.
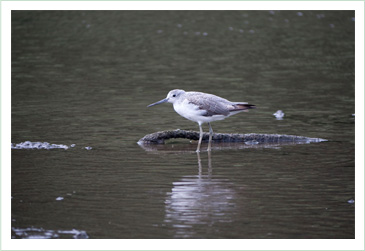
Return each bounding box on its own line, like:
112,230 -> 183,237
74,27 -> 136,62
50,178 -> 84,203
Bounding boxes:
147,89 -> 185,107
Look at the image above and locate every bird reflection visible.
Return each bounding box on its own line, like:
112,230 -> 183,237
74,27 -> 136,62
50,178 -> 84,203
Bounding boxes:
164,152 -> 237,238
197,151 -> 212,177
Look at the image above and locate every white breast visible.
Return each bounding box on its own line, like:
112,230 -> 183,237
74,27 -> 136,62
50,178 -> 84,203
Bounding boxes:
173,99 -> 202,122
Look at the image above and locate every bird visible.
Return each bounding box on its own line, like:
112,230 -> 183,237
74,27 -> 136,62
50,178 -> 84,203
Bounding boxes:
147,89 -> 256,152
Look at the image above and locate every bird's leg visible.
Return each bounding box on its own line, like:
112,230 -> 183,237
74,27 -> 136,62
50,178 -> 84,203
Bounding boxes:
207,122 -> 213,151
196,123 -> 203,153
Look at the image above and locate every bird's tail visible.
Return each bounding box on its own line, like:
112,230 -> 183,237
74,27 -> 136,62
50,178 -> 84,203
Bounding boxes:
230,104 -> 256,112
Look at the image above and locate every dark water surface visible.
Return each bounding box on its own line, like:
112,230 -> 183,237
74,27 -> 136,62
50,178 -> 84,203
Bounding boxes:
11,11 -> 355,239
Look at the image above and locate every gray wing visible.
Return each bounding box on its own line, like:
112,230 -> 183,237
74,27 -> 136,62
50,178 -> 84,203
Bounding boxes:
186,92 -> 233,116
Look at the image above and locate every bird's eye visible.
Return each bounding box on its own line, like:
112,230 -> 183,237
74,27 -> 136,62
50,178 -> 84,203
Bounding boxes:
172,94 -> 176,97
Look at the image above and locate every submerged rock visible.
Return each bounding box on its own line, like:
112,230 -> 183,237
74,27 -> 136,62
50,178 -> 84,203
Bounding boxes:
138,129 -> 327,145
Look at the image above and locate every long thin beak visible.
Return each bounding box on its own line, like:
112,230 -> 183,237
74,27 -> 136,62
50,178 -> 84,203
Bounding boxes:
147,98 -> 168,107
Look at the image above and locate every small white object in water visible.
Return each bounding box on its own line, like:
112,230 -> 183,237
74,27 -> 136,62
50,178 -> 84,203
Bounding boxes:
347,199 -> 354,204
273,110 -> 285,120
85,146 -> 92,150
70,144 -> 76,147
56,197 -> 64,201
297,12 -> 303,16
245,140 -> 259,145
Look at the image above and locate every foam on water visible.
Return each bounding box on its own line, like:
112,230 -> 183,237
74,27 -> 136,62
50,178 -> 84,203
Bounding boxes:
11,141 -> 91,150
11,141 -> 69,150
12,227 -> 89,239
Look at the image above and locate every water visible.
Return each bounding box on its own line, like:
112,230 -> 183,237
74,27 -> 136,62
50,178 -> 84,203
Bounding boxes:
11,11 -> 354,239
